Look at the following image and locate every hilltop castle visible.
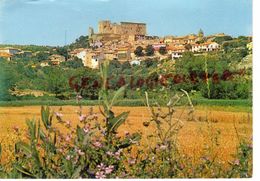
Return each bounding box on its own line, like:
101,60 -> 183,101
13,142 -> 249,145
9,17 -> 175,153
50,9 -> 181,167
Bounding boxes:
89,20 -> 146,42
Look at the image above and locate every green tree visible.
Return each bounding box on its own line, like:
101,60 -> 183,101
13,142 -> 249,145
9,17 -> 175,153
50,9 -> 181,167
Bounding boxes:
134,46 -> 144,57
184,44 -> 192,51
121,61 -> 131,70
145,45 -> 154,56
55,47 -> 69,60
69,35 -> 89,49
213,36 -> 233,44
43,67 -> 69,98
61,57 -> 83,68
0,60 -> 18,100
35,51 -> 50,62
159,46 -> 167,55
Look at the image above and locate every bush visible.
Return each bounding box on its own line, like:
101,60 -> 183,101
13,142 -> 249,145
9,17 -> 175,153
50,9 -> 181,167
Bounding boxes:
134,46 -> 144,57
200,79 -> 251,99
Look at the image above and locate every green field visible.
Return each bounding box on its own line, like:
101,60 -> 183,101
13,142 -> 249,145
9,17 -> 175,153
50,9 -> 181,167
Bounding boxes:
0,98 -> 252,112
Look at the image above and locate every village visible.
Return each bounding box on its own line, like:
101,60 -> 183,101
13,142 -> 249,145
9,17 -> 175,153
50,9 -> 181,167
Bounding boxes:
0,20 -> 252,69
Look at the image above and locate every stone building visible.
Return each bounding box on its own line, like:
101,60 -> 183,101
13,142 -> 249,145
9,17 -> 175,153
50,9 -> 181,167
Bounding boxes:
98,20 -> 146,36
89,20 -> 146,43
83,51 -> 105,69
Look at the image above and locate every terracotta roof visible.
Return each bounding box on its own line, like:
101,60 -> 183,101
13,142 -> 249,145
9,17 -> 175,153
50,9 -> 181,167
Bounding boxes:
167,45 -> 185,51
0,52 -> 12,57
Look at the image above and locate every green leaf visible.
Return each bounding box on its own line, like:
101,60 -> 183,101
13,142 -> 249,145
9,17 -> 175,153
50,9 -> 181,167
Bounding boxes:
110,85 -> 128,108
15,142 -> 32,156
37,119 -> 41,142
109,111 -> 129,132
39,129 -> 47,141
13,165 -> 35,178
26,120 -> 37,142
71,166 -> 82,179
99,89 -> 110,112
41,106 -> 52,130
76,125 -> 84,143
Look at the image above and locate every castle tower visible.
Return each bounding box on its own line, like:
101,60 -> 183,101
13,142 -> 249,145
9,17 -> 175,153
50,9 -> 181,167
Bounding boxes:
88,27 -> 94,38
98,20 -> 112,34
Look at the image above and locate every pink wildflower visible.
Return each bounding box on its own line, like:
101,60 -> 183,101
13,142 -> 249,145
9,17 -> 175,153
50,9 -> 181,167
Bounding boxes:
65,120 -> 71,128
93,141 -> 102,148
97,163 -> 106,170
160,145 -> 167,150
65,134 -> 72,142
66,155 -> 71,161
76,95 -> 83,102
78,149 -> 84,156
128,158 -> 136,165
54,112 -> 63,117
83,124 -> 90,134
124,131 -> 130,136
95,171 -> 106,179
105,165 -> 114,174
79,114 -> 86,122
114,149 -> 123,160
234,159 -> 240,165
106,151 -> 114,156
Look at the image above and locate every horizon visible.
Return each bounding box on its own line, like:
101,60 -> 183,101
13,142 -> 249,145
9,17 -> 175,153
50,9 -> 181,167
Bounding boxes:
0,0 -> 252,46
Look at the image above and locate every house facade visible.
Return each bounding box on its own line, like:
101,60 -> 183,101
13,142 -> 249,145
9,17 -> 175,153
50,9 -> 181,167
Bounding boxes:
83,51 -> 105,69
192,42 -> 220,52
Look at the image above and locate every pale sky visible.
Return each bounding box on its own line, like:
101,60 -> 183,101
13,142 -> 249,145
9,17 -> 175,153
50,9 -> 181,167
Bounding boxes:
0,0 -> 252,46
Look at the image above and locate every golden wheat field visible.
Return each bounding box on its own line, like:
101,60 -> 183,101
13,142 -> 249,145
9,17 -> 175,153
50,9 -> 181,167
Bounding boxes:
0,106 -> 252,165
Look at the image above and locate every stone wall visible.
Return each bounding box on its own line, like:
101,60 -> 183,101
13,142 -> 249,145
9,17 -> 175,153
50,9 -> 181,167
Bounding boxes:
98,20 -> 146,36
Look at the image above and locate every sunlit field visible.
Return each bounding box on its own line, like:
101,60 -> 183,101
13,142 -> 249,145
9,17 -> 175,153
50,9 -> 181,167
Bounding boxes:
0,105 -> 252,166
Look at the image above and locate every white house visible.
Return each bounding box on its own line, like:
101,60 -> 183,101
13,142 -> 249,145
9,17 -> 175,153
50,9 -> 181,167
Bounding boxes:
192,42 -> 219,52
172,52 -> 183,59
76,49 -> 88,60
0,47 -> 21,55
83,51 -> 105,69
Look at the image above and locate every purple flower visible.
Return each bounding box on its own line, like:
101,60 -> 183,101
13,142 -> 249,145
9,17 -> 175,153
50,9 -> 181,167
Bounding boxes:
234,159 -> 240,166
78,149 -> 85,156
97,163 -> 106,170
79,115 -> 86,122
160,145 -> 167,150
128,158 -> 136,165
57,148 -> 64,153
66,155 -> 71,161
83,124 -> 90,134
65,134 -> 72,142
76,95 -> 83,102
105,165 -> 114,174
95,171 -> 106,179
114,149 -> 123,160
93,141 -> 102,148
55,112 -> 63,117
106,151 -> 114,156
65,120 -> 71,128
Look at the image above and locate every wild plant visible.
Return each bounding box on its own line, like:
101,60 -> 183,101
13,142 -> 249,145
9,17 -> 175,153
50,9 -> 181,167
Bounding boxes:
0,61 -> 141,178
123,89 -> 196,178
